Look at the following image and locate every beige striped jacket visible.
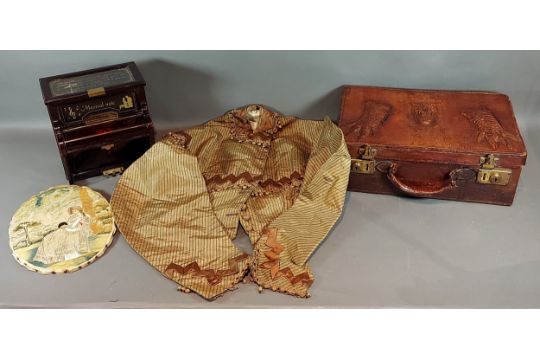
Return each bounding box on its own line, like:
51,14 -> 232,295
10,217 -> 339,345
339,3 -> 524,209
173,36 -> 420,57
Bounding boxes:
111,105 -> 350,300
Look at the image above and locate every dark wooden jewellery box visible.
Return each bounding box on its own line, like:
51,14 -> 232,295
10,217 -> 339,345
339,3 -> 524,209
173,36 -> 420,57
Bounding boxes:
339,85 -> 527,206
39,62 -> 155,183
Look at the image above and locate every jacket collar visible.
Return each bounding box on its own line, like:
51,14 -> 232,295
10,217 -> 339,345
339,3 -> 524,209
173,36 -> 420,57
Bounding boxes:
230,104 -> 288,134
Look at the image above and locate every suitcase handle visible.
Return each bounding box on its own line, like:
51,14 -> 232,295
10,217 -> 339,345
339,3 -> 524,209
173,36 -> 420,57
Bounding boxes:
385,163 -> 456,196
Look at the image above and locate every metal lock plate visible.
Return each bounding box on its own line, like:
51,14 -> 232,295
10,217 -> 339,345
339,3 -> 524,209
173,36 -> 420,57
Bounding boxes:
477,168 -> 512,185
477,154 -> 512,186
351,145 -> 377,174
351,159 -> 375,174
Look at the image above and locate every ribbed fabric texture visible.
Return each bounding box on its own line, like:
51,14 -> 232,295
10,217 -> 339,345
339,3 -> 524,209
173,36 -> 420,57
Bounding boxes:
111,105 -> 350,300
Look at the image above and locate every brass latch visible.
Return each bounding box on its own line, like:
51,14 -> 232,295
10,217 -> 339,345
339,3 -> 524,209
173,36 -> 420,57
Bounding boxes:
477,154 -> 512,186
102,167 -> 124,177
351,146 -> 377,174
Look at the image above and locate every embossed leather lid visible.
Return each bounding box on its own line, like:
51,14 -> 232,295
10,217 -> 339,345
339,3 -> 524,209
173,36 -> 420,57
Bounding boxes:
339,85 -> 527,167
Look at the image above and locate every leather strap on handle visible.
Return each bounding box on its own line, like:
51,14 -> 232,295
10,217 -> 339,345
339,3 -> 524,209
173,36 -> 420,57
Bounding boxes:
386,163 -> 456,196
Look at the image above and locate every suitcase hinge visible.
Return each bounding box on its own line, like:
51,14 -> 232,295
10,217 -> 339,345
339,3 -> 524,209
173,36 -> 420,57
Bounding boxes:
477,154 -> 512,186
351,145 -> 377,174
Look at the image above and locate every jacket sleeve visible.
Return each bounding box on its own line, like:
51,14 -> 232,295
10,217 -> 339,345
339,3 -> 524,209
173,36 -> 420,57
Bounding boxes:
252,118 -> 351,297
110,129 -> 249,300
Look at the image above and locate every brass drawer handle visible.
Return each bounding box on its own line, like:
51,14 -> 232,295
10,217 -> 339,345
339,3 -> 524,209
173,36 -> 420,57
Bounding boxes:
102,167 -> 124,176
101,143 -> 115,151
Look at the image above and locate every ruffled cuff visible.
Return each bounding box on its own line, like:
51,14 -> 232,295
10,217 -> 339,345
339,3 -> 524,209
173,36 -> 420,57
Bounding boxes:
251,227 -> 314,298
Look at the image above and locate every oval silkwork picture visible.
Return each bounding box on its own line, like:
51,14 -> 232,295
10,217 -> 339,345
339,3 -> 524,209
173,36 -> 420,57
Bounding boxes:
8,185 -> 115,274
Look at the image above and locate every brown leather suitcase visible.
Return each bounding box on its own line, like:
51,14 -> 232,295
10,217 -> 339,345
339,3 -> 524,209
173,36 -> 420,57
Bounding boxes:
339,85 -> 527,205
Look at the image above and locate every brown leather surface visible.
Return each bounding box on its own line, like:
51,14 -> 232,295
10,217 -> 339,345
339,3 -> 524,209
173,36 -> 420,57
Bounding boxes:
340,86 -> 526,165
339,85 -> 527,205
386,162 -> 456,196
